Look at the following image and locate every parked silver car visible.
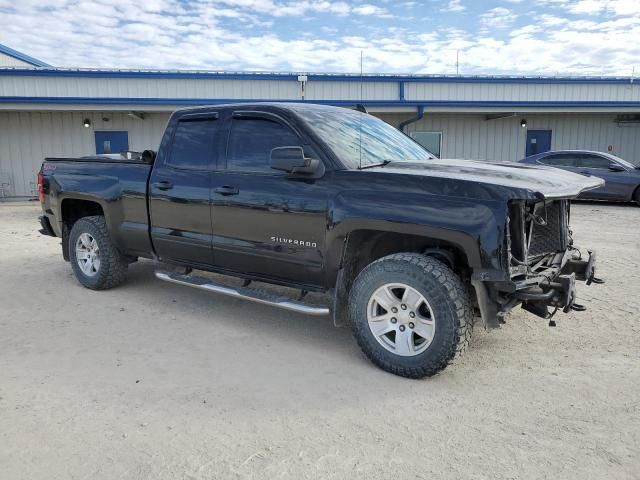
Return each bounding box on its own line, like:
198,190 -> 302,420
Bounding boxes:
518,150 -> 640,205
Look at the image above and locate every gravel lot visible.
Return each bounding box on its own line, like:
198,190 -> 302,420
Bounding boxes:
1,201 -> 639,480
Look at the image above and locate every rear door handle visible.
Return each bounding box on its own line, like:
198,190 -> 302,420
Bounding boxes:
153,181 -> 173,190
214,186 -> 239,196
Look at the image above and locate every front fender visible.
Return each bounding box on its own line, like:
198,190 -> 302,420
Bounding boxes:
324,191 -> 508,283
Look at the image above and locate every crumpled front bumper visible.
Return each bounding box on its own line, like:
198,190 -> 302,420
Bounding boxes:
517,250 -> 600,319
472,249 -> 602,328
562,250 -> 597,286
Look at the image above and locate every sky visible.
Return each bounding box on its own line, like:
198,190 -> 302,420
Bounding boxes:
0,0 -> 638,75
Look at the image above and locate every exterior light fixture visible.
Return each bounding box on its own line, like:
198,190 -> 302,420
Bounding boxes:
83,118 -> 91,128
520,119 -> 527,128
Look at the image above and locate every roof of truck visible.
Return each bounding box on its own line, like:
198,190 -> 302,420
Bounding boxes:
174,102 -> 351,113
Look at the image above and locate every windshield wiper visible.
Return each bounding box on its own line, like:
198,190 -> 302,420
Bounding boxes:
359,160 -> 392,170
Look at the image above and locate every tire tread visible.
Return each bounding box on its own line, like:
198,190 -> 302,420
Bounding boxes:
349,252 -> 473,379
69,215 -> 127,290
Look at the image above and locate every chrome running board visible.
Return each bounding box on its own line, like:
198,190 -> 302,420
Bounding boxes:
155,271 -> 330,316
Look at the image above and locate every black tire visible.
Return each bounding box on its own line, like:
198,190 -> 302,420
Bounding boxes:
68,215 -> 128,290
349,253 -> 473,379
634,187 -> 640,206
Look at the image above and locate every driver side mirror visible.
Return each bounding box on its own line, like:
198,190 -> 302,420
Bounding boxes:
142,149 -> 156,164
609,163 -> 625,172
270,146 -> 324,178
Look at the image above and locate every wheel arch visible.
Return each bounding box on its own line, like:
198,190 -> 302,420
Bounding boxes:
632,183 -> 640,204
60,197 -> 106,261
330,227 -> 479,327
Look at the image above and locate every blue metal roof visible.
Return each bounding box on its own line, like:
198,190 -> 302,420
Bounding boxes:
0,67 -> 636,84
0,43 -> 51,67
1,96 -> 639,109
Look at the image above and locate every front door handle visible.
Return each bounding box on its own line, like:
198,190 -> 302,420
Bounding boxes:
153,181 -> 173,190
214,186 -> 239,196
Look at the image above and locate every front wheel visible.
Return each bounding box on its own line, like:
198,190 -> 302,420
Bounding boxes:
69,215 -> 128,290
349,253 -> 473,378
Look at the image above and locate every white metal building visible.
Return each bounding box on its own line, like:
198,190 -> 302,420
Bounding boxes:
1,43 -> 639,198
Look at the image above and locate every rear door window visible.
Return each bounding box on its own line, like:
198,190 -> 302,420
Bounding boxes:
577,154 -> 612,170
538,154 -> 576,167
167,118 -> 218,169
226,117 -> 301,173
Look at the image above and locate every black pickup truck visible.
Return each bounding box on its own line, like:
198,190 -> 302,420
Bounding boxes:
38,103 -> 603,378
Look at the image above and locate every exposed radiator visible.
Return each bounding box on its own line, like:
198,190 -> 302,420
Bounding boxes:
528,201 -> 569,256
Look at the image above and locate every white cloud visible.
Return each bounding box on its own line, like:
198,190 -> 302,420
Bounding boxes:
441,0 -> 465,12
564,0 -> 640,15
352,4 -> 390,16
538,14 -> 568,26
0,0 -> 638,76
568,0 -> 605,14
479,7 -> 517,28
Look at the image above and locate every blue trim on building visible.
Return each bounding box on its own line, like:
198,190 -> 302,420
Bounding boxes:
399,81 -> 405,100
0,68 -> 636,84
0,44 -> 51,67
2,96 -> 640,108
307,75 -> 637,85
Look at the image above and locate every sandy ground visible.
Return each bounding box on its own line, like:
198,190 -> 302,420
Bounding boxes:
0,201 -> 639,480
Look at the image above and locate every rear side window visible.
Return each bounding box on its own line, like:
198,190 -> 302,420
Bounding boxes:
539,154 -> 576,167
227,117 -> 301,173
168,118 -> 218,169
577,154 -> 611,169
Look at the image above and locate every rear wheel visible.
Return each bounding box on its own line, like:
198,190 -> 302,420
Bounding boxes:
634,186 -> 640,206
69,216 -> 128,290
349,253 -> 473,378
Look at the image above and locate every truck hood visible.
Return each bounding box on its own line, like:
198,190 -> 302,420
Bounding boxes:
372,159 -> 604,199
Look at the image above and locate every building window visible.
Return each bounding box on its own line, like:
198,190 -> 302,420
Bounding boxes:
410,132 -> 442,158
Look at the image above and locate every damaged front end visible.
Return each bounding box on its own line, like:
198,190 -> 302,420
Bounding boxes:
474,198 -> 602,328
500,199 -> 601,323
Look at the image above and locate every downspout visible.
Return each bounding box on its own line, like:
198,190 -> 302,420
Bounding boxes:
398,105 -> 424,133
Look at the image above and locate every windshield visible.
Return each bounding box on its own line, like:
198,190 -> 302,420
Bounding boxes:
293,106 -> 435,169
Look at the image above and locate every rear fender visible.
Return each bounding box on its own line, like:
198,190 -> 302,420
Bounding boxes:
49,174 -> 125,249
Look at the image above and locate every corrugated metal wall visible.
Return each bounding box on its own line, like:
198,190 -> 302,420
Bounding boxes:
378,112 -> 640,164
0,53 -> 33,68
0,76 -> 302,100
0,111 -> 169,197
2,73 -> 639,103
305,81 -> 398,101
404,82 -> 640,103
1,110 -> 639,197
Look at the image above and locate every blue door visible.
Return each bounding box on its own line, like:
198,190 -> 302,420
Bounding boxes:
526,130 -> 552,156
95,131 -> 129,155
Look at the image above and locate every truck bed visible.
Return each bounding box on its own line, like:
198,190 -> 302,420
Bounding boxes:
45,153 -> 149,164
40,158 -> 154,259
